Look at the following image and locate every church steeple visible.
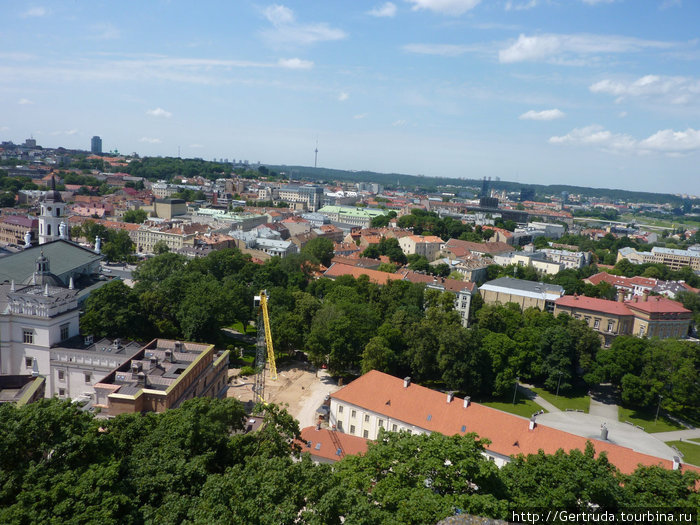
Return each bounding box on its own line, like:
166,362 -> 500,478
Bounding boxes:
38,175 -> 65,244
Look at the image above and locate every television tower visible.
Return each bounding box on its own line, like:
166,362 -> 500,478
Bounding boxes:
314,138 -> 318,168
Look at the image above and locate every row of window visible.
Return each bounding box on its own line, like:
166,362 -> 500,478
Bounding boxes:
22,324 -> 70,344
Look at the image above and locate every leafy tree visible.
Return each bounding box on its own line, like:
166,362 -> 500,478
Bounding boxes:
101,229 -> 135,262
81,280 -> 148,339
152,240 -> 170,254
301,236 -> 334,267
122,208 -> 148,223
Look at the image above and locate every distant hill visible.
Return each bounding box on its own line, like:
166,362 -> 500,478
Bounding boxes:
268,164 -> 685,205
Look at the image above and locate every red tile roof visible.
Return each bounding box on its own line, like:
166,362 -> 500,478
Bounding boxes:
555,296 -> 634,316
331,371 -> 698,475
299,426 -> 369,462
624,295 -> 691,314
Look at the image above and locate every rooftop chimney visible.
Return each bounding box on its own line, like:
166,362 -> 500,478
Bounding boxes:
136,371 -> 147,387
175,341 -> 185,353
672,456 -> 681,470
617,289 -> 625,302
165,349 -> 174,362
403,376 -> 411,388
529,417 -> 536,430
463,396 -> 471,408
447,391 -> 454,403
643,291 -> 649,302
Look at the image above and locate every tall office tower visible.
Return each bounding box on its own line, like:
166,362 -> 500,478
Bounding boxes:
91,136 -> 102,154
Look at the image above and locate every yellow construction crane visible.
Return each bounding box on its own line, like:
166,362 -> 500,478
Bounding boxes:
253,290 -> 277,402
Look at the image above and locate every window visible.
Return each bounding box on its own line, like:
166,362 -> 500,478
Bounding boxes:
364,414 -> 370,423
392,424 -> 398,432
351,409 -> 356,418
338,405 -> 344,413
350,425 -> 356,434
607,320 -> 614,332
84,373 -> 91,384
639,325 -> 646,336
584,316 -> 591,324
337,421 -> 343,431
363,430 -> 369,438
58,388 -> 65,397
58,370 -> 65,380
23,330 -> 34,344
25,356 -> 33,368
378,419 -> 384,428
593,319 -> 600,329
60,324 -> 70,341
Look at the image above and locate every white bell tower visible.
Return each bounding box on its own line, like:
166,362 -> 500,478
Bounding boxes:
38,176 -> 66,245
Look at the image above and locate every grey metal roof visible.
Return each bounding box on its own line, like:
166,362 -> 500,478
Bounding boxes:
480,277 -> 564,295
0,240 -> 103,284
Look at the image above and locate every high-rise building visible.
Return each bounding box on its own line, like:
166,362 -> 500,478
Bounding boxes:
91,136 -> 102,154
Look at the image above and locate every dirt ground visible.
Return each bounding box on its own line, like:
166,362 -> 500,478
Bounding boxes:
227,360 -> 340,427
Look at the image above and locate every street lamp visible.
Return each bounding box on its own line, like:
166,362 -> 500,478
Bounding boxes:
512,376 -> 520,404
655,394 -> 663,423
556,371 -> 563,398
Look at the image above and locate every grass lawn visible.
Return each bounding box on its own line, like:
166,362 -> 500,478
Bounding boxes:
690,438 -> 700,444
618,406 -> 684,433
229,321 -> 256,335
529,386 -> 590,413
480,396 -> 547,419
667,440 -> 700,467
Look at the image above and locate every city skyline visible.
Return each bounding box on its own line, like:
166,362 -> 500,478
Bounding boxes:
2,1 -> 700,194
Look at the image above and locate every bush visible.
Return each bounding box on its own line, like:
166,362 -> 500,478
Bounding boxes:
239,365 -> 256,376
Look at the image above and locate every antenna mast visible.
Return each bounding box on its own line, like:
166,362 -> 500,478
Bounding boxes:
314,138 -> 319,168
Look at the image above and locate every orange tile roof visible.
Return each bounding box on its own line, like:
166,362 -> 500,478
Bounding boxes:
331,371 -> 698,475
555,296 -> 633,316
324,263 -> 404,284
624,295 -> 691,314
299,426 -> 369,462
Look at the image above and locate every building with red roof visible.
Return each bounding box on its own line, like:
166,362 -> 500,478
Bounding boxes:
329,371 -> 696,475
299,426 -> 369,463
554,294 -> 691,344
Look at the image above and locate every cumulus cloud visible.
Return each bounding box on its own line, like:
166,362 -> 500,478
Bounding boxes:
499,33 -> 676,64
392,119 -> 407,126
505,0 -> 538,11
18,98 -> 33,105
519,109 -> 565,120
277,57 -> 314,69
353,113 -> 368,119
589,75 -> 700,105
140,137 -> 162,144
262,4 -> 346,46
21,7 -> 47,18
549,124 -> 700,155
406,0 -> 481,16
368,2 -> 397,17
402,43 -> 475,56
338,92 -> 349,101
146,107 -> 172,118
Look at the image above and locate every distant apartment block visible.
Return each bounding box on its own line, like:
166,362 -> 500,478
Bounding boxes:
93,339 -> 229,417
540,248 -> 591,269
277,185 -> 324,212
617,246 -> 700,271
91,136 -> 102,155
398,235 -> 445,262
0,215 -> 38,246
317,205 -> 389,228
479,277 -> 565,313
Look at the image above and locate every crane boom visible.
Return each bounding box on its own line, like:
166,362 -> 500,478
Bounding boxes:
259,291 -> 277,381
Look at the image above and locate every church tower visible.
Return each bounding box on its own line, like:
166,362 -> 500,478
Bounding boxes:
38,176 -> 66,245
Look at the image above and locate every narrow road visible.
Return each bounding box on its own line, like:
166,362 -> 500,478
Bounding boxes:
649,429 -> 700,442
518,384 -> 560,413
588,384 -> 619,420
293,370 -> 340,429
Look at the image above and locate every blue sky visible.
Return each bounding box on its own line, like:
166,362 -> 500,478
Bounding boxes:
2,0 -> 699,194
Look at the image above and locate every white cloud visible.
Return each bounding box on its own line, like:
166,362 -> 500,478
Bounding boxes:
519,109 -> 565,120
589,75 -> 700,105
21,7 -> 47,17
146,107 -> 173,118
368,2 -> 398,17
402,43 -> 476,56
65,129 -> 78,135
549,124 -> 700,155
618,111 -> 627,118
189,143 -> 203,149
581,0 -> 615,4
91,23 -> 120,40
505,0 -> 537,11
262,4 -> 346,46
0,126 -> 9,132
499,33 -> 676,64
353,113 -> 368,119
406,0 -> 481,16
392,119 -> 407,126
277,57 -> 314,69
18,98 -> 33,105
140,137 -> 162,144
338,92 -> 349,101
